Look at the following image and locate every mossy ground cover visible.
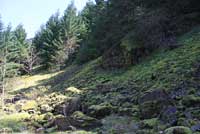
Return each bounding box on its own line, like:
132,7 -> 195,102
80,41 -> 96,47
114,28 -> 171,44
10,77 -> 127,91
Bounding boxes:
1,28 -> 200,133
53,27 -> 200,95
0,113 -> 30,132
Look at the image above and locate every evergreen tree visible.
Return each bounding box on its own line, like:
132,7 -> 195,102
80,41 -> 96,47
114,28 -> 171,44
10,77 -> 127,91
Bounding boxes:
75,0 -> 106,64
34,12 -> 63,70
11,24 -> 31,71
0,25 -> 21,107
0,25 -> 21,77
61,2 -> 87,64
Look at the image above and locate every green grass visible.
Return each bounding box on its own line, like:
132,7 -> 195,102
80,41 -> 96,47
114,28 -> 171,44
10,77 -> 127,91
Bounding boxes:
52,27 -> 200,94
0,113 -> 30,132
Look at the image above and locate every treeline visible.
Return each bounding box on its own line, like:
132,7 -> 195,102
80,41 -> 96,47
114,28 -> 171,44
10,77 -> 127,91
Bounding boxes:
33,0 -> 199,70
0,21 -> 37,80
33,3 -> 87,70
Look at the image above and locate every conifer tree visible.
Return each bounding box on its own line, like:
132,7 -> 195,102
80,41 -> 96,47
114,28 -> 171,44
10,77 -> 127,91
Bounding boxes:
61,2 -> 87,64
0,25 -> 20,108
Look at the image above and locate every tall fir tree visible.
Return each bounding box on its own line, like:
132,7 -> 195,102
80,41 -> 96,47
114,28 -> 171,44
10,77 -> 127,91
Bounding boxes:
34,12 -> 63,70
61,2 -> 87,64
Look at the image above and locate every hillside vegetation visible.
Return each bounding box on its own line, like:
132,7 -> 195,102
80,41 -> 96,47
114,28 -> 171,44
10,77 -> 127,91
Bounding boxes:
0,0 -> 200,133
0,27 -> 200,133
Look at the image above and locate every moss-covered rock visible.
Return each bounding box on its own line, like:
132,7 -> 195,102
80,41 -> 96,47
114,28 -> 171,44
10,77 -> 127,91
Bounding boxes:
101,115 -> 138,134
140,118 -> 159,129
164,126 -> 192,134
65,87 -> 82,94
63,96 -> 82,116
88,103 -> 115,119
37,93 -> 68,114
52,115 -> 72,131
70,111 -> 102,129
139,89 -> 172,119
40,104 -> 54,113
160,106 -> 177,125
182,95 -> 200,107
118,104 -> 139,117
21,100 -> 38,112
139,101 -> 163,119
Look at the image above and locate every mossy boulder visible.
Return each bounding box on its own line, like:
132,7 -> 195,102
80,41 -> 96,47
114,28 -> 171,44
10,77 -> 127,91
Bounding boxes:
88,103 -> 115,119
70,111 -> 102,129
160,106 -> 177,125
139,89 -> 172,119
40,104 -> 54,113
140,118 -> 159,129
64,96 -> 82,116
139,101 -> 163,119
52,115 -> 72,131
164,126 -> 192,134
21,100 -> 38,112
65,87 -> 82,94
37,93 -> 68,114
182,95 -> 200,107
26,112 -> 54,131
101,115 -> 139,134
118,105 -> 139,116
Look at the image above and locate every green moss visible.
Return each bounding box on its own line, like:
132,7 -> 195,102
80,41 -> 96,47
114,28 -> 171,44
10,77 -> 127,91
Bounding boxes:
182,95 -> 200,106
0,113 -> 30,132
59,130 -> 97,134
71,111 -> 96,121
52,27 -> 200,96
164,126 -> 192,134
21,100 -> 38,111
70,111 -> 101,128
2,27 -> 199,133
141,118 -> 159,129
88,103 -> 115,118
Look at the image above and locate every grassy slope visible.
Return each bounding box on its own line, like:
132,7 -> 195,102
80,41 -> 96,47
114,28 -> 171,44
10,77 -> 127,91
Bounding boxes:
1,27 -> 200,133
53,27 -> 200,94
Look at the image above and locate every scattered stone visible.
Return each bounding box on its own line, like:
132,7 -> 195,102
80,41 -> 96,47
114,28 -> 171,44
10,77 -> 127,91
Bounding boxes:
160,106 -> 177,125
0,128 -> 13,133
139,89 -> 170,104
191,123 -> 200,132
170,82 -> 188,100
12,94 -> 23,102
36,127 -> 44,133
65,87 -> 82,94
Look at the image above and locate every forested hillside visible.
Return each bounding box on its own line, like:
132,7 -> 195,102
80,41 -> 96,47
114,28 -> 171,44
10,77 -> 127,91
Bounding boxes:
0,0 -> 200,133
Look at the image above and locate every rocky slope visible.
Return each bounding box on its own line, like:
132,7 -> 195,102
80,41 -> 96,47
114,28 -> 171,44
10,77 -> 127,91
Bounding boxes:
0,27 -> 200,134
